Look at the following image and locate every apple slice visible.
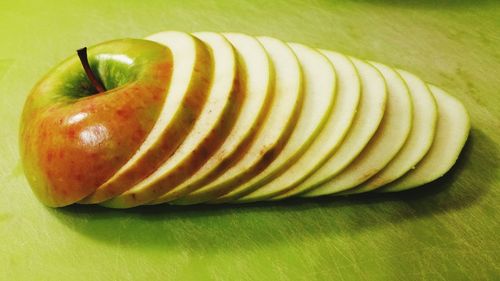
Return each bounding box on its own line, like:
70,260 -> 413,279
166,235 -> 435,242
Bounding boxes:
272,57 -> 386,200
236,50 -> 361,202
144,33 -> 276,205
380,85 -> 470,192
205,42 -> 337,204
307,62 -> 412,196
79,31 -> 212,204
100,32 -> 241,208
351,70 -> 438,193
20,39 -> 174,207
173,37 -> 307,205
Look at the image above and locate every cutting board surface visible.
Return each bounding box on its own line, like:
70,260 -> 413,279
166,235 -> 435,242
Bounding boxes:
1,1 -> 499,280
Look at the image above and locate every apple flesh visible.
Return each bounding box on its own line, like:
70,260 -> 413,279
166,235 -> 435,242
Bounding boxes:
237,50 -> 361,202
209,43 -> 337,203
20,39 -> 173,207
271,57 -> 387,199
351,69 -> 438,192
317,61 -> 413,196
380,85 -> 470,192
177,37 -> 309,205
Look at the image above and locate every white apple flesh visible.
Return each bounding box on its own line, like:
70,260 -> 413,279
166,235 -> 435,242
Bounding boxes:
174,36 -> 305,205
330,62 -> 413,195
238,51 -> 361,202
354,70 -> 438,192
380,85 -> 470,192
274,57 -> 387,199
207,43 -> 337,203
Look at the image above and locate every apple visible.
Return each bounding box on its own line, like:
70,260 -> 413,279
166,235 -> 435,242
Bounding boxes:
236,50 -> 361,202
79,31 -> 213,204
20,31 -> 470,208
20,39 -> 174,207
207,43 -> 337,204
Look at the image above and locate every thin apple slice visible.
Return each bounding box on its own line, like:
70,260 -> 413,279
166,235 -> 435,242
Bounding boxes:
173,37 -> 307,205
101,32 -> 241,208
351,70 -> 438,193
273,57 -> 386,200
308,62 -> 412,196
236,51 -> 360,202
380,85 -> 470,192
206,42 -> 337,204
80,31 -> 212,204
143,33 -> 275,205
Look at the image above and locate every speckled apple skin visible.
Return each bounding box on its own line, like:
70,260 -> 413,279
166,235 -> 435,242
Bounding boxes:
20,39 -> 173,207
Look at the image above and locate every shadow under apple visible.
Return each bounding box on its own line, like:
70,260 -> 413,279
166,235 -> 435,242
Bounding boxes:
51,128 -> 495,254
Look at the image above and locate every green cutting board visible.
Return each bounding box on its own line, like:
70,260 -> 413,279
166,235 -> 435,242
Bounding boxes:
1,1 -> 499,280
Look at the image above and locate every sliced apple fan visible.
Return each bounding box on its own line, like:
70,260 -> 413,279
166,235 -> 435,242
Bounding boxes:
86,31 -> 469,208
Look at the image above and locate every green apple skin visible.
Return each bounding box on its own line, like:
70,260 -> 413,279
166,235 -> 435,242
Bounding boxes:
20,39 -> 173,207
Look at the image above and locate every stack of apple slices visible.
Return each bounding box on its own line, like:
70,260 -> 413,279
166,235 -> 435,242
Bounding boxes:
20,31 -> 470,208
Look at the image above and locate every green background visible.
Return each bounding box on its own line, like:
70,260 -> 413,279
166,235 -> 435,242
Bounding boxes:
1,0 -> 499,280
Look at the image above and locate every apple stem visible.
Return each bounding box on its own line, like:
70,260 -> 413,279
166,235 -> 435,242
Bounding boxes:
77,47 -> 106,93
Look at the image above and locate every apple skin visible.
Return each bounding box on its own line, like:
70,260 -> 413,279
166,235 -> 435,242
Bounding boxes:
20,39 -> 173,207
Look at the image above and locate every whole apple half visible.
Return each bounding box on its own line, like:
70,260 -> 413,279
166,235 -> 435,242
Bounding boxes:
20,31 -> 471,208
206,43 -> 337,203
20,39 -> 174,207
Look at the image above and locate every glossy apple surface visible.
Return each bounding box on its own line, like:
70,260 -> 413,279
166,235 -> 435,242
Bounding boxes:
20,39 -> 173,207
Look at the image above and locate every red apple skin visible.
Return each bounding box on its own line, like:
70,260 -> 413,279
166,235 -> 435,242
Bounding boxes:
20,39 -> 173,207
